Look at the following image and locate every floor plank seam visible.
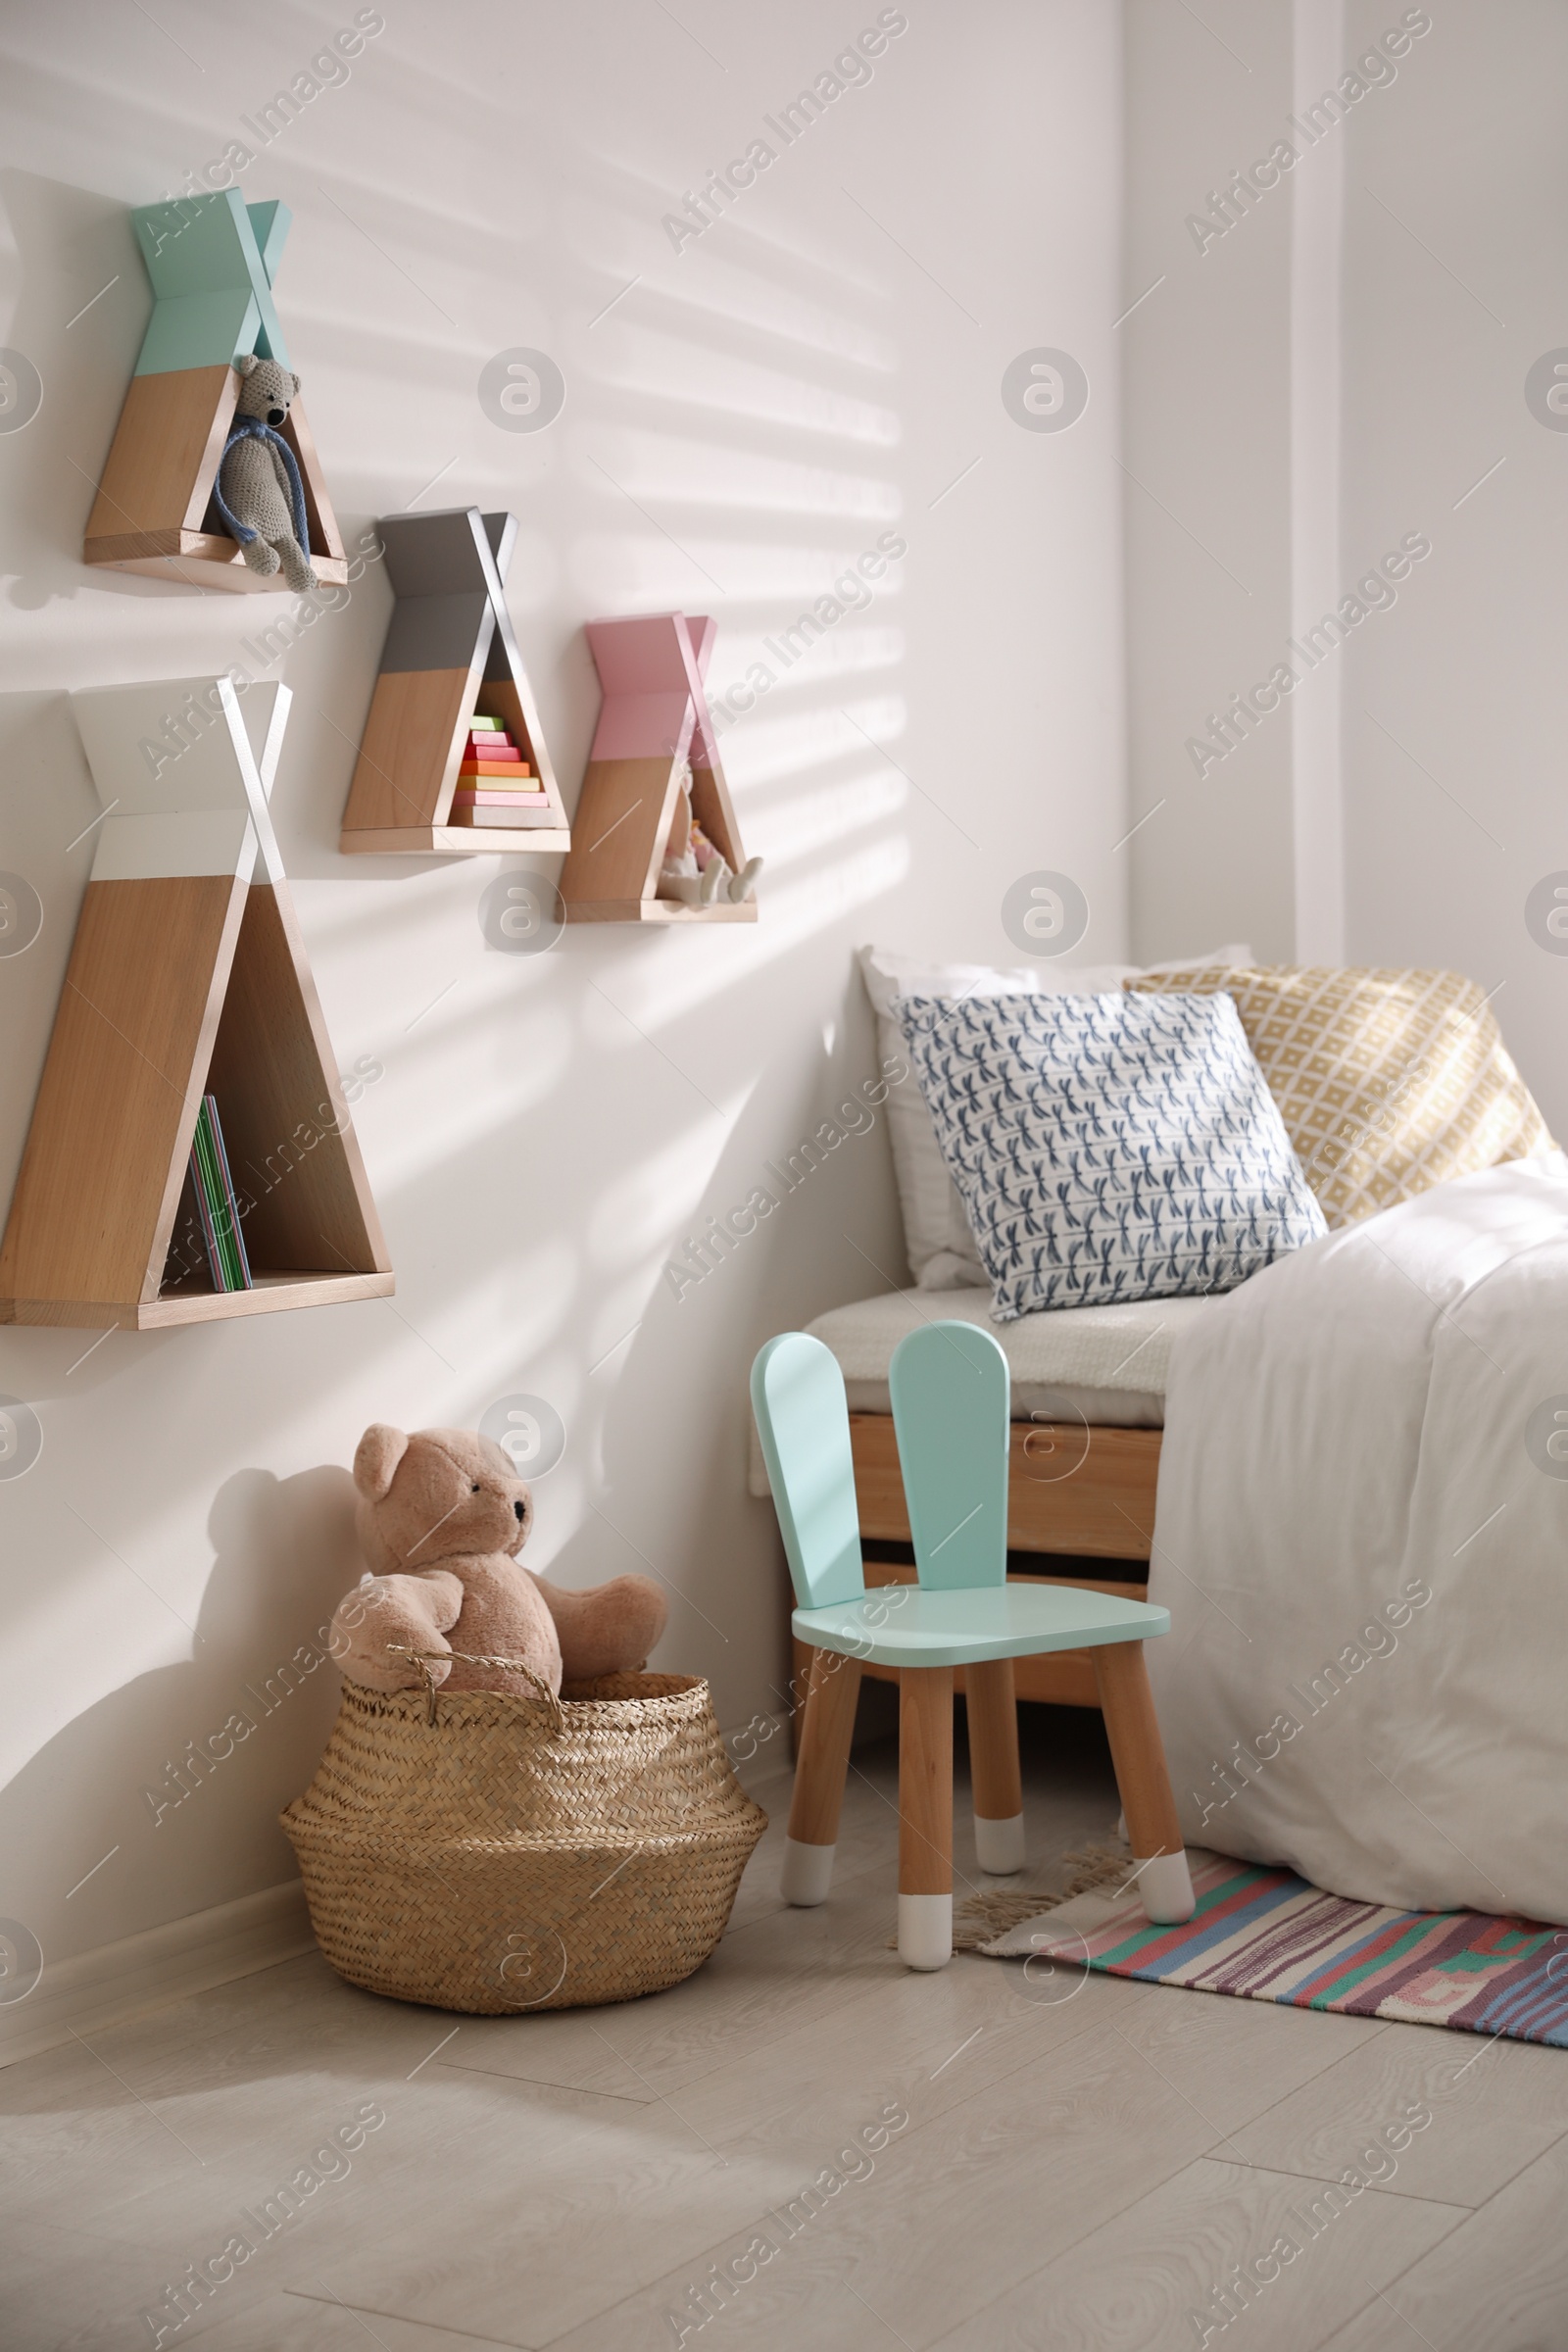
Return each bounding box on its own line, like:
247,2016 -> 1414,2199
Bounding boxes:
427,2059 -> 655,2106
1185,2012 -> 1401,2144
914,2154 -> 1219,2349
286,2284 -> 533,2348
1309,2279 -> 1422,2352
1197,2150 -> 1474,2215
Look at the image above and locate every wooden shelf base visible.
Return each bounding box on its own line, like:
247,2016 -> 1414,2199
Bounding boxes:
565,897 -> 759,924
1,1269 -> 395,1331
341,825 -> 572,858
85,529 -> 348,593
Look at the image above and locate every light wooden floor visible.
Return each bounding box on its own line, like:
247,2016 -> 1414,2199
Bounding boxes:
3,1712 -> 1566,2352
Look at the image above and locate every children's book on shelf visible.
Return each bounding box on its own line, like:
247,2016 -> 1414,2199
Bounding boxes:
168,1096 -> 253,1292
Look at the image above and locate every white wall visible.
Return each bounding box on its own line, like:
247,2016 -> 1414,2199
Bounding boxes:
1125,0 -> 1562,1142
0,0 -> 1128,1972
1122,0 -> 1298,966
1339,0 -> 1568,1138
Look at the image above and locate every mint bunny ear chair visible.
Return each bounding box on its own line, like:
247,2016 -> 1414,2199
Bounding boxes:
751,1324 -> 1195,1972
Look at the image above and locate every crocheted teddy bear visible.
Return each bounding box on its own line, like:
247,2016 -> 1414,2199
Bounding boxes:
214,355 -> 318,592
327,1424 -> 667,1702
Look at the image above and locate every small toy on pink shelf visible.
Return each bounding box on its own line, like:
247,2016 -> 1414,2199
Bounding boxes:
656,781 -> 763,907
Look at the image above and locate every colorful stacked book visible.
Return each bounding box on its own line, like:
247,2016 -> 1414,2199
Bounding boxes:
178,1095 -> 252,1291
449,715 -> 552,826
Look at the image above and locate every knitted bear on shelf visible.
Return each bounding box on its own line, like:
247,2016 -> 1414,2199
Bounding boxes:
213,354 -> 318,592
327,1424 -> 667,1701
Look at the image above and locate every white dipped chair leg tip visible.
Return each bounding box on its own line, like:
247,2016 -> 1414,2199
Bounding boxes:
781,1838 -> 836,1906
1135,1851 -> 1196,1924
974,1812 -> 1026,1876
898,1892 -> 953,1971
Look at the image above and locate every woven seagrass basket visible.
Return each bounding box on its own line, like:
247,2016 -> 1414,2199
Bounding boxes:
281,1670 -> 766,2014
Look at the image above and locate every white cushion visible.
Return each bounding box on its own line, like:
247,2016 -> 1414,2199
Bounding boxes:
745,1288 -> 1215,1496
862,942 -> 1252,1289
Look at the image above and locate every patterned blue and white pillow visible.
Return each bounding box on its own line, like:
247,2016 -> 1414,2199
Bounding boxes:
896,991 -> 1327,1319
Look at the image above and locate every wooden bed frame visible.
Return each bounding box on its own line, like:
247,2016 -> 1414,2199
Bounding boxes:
789,1414 -> 1162,1716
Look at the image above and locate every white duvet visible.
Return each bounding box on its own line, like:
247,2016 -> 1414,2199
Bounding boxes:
1150,1158 -> 1568,1924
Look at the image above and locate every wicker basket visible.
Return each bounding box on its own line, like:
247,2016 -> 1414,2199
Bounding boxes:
281,1671 -> 766,2014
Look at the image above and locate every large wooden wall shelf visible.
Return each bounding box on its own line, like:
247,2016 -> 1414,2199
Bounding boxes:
82,193 -> 346,594
339,509 -> 569,857
560,613 -> 754,926
0,676 -> 392,1331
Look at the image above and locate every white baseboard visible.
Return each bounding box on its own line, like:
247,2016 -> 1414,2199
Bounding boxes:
0,1879 -> 316,2070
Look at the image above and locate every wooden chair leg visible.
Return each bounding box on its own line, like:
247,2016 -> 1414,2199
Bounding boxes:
789,1632 -> 815,1759
1093,1642 -> 1196,1923
782,1647 -> 862,1905
965,1658 -> 1024,1875
899,1665 -> 954,1969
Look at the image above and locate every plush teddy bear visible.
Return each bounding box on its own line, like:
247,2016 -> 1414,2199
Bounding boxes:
213,354 -> 318,593
327,1424 -> 667,1703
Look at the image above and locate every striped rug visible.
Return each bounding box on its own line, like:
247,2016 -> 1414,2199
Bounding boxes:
980,1850 -> 1568,2045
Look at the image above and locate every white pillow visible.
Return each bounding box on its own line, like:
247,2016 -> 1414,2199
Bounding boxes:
861,942 -> 1253,1289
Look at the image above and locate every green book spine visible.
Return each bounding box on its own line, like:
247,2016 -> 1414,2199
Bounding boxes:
193,1102 -> 240,1290
206,1102 -> 245,1291
187,1111 -> 222,1289
205,1097 -> 253,1289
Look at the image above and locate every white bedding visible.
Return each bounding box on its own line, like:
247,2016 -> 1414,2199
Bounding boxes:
1151,1158 -> 1568,1924
746,1288 -> 1220,1496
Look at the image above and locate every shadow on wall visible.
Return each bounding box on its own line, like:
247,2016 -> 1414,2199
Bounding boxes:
1,1463 -> 360,1970
0,113 -> 918,1947
530,946 -> 904,1689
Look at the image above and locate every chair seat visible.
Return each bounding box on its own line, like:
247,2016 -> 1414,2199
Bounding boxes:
793,1582 -> 1169,1669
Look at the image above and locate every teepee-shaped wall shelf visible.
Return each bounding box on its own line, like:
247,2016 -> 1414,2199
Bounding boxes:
560,612 -> 754,924
83,192 -> 347,594
338,508 -> 569,856
0,677 -> 392,1329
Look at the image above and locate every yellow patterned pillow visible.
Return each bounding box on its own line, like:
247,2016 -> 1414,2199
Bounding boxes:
1123,966 -> 1548,1226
